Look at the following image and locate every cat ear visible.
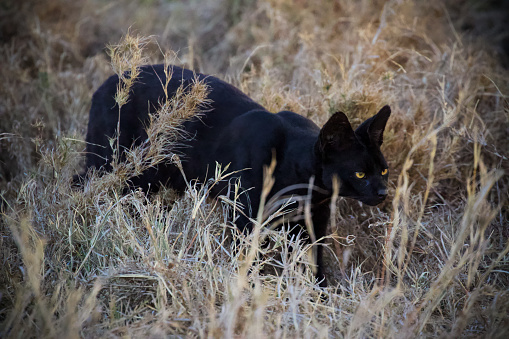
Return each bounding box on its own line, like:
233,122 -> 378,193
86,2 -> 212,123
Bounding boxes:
318,112 -> 356,152
355,105 -> 391,146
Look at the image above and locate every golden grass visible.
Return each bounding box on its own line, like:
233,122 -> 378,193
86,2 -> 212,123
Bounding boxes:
1,0 -> 508,337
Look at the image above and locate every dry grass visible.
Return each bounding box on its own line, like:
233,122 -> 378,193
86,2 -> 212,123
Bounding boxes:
1,0 -> 508,337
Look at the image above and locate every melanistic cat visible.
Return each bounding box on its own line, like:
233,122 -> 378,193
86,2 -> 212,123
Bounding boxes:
81,64 -> 391,286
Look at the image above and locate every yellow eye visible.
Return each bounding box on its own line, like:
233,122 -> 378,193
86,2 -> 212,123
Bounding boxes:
382,168 -> 388,175
355,172 -> 365,179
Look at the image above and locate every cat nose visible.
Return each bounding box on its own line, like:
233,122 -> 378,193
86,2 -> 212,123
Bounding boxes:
377,188 -> 388,199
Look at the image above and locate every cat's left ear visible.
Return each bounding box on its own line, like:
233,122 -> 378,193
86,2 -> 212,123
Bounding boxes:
355,105 -> 391,146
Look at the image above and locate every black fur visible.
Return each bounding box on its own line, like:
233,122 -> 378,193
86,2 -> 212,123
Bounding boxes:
81,64 -> 391,286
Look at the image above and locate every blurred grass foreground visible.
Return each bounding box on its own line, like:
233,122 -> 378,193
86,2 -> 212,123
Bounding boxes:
0,0 -> 508,337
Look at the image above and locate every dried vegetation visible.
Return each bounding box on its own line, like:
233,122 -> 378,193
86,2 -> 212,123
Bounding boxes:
0,0 -> 508,337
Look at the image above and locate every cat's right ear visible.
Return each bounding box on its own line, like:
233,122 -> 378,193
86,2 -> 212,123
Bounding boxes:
318,112 -> 356,153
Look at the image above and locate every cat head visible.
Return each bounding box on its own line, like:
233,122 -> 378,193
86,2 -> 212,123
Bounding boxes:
316,105 -> 391,206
